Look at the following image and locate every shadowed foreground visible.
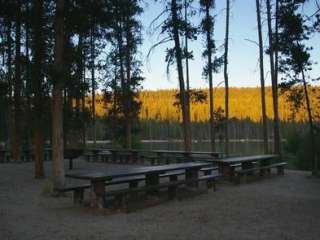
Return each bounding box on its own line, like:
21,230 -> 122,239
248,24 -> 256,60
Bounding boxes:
0,159 -> 319,240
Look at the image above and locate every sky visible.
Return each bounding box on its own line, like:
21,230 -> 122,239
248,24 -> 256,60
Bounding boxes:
138,1 -> 320,90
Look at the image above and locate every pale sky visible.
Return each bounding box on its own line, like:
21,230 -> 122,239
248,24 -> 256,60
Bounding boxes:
139,0 -> 320,90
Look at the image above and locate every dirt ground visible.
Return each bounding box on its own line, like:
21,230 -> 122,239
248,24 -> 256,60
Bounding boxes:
1,159 -> 320,240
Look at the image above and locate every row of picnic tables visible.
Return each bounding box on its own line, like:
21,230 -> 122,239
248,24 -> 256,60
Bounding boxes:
66,161 -> 212,208
65,150 -> 280,208
85,148 -> 224,165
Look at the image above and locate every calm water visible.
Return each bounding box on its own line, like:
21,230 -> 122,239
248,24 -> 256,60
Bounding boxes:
97,140 -> 273,156
139,140 -> 269,156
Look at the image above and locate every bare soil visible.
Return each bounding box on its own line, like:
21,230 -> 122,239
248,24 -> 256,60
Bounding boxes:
1,159 -> 319,240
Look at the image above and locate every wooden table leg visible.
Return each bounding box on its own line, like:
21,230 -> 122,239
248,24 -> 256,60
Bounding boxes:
185,168 -> 199,187
69,158 -> 73,170
90,181 -> 106,208
219,163 -> 232,178
146,173 -> 160,194
242,162 -> 254,175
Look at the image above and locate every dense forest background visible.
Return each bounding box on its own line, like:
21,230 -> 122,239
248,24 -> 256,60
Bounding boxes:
83,86 -> 320,142
93,87 -> 320,122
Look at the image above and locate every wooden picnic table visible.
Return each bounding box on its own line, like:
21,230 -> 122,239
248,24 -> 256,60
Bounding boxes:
211,154 -> 279,177
66,162 -> 211,208
64,149 -> 84,169
151,150 -> 223,160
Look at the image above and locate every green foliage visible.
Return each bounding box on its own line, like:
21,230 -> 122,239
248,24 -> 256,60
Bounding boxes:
284,127 -> 320,170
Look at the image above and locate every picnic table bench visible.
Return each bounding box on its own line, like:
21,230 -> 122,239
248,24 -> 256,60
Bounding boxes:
147,150 -> 223,165
63,162 -> 220,209
64,149 -> 84,170
234,162 -> 287,183
209,154 -> 286,183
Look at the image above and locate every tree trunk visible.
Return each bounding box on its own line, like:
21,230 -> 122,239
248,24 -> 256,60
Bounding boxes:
32,0 -> 45,178
116,14 -> 130,148
125,15 -> 133,149
25,1 -> 32,152
52,0 -> 65,189
171,0 -> 192,151
256,0 -> 268,154
76,34 -> 85,146
81,52 -> 86,147
90,26 -> 96,146
301,70 -> 318,175
204,2 -> 215,152
266,0 -> 281,156
184,0 -> 191,134
12,0 -> 22,162
224,0 -> 230,156
6,20 -> 13,155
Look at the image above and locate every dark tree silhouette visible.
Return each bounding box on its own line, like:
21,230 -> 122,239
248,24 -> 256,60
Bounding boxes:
256,0 -> 268,154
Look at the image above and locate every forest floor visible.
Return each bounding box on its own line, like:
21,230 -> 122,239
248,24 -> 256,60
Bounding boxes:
1,159 -> 320,240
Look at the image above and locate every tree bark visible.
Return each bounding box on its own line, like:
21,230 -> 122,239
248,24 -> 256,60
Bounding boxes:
301,70 -> 318,175
125,14 -> 133,149
32,0 -> 45,178
256,0 -> 268,154
52,0 -> 65,189
224,0 -> 230,156
116,12 -> 130,148
171,0 -> 192,151
25,1 -> 32,152
184,0 -> 191,133
6,20 -> 13,155
204,1 -> 216,151
90,26 -> 96,146
266,0 -> 281,156
12,0 -> 22,162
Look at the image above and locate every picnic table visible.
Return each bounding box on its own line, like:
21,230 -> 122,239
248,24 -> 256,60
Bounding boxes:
151,150 -> 223,163
211,154 -> 279,177
64,149 -> 84,169
66,162 -> 211,208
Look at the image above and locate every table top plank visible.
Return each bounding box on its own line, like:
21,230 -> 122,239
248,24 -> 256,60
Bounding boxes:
213,154 -> 278,164
66,162 -> 211,181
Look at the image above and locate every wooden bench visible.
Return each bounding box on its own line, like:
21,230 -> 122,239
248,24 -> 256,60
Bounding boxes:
145,155 -> 159,165
57,170 -> 187,203
98,150 -> 112,162
55,175 -> 146,204
234,162 -> 287,183
200,166 -> 219,175
58,167 -> 221,206
108,172 -> 221,212
55,184 -> 90,204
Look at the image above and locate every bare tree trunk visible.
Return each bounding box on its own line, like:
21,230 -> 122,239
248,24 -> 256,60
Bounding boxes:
6,20 -> 13,154
266,0 -> 281,156
204,1 -> 216,151
224,0 -> 230,156
52,0 -> 65,189
125,15 -> 133,149
171,0 -> 192,151
301,70 -> 318,175
25,2 -> 32,153
32,0 -> 45,178
81,54 -> 86,147
12,0 -> 22,162
184,0 -> 191,135
90,26 -> 96,146
115,13 -> 130,148
256,0 -> 268,154
76,34 -> 85,147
